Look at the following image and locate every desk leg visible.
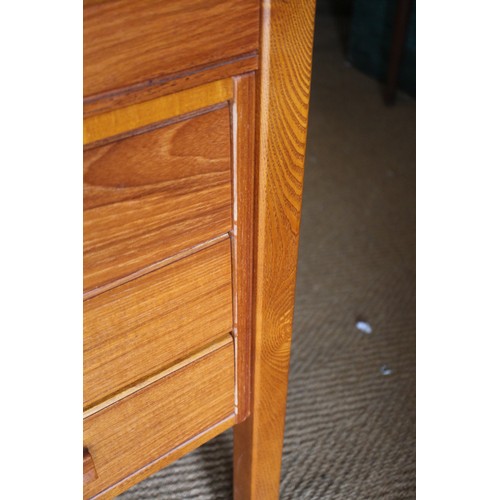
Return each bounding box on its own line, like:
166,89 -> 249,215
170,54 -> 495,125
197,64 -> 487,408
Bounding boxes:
233,1 -> 316,498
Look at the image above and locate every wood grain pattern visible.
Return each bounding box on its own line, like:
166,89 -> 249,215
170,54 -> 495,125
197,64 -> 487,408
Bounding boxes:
84,335 -> 232,419
91,415 -> 236,500
83,233 -> 229,301
84,449 -> 98,485
84,339 -> 235,499
84,240 -> 233,410
231,74 -> 256,422
83,106 -> 231,292
84,53 -> 258,119
233,1 -> 316,499
84,0 -> 259,97
84,78 -> 232,145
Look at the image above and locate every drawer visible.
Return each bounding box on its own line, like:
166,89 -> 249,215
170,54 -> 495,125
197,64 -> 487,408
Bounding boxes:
83,339 -> 235,499
83,0 -> 259,97
83,106 -> 232,292
84,239 -> 233,410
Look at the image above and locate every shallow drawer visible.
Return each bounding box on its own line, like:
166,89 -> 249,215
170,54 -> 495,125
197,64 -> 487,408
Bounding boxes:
84,239 -> 233,409
83,339 -> 235,499
83,0 -> 259,97
83,106 -> 232,292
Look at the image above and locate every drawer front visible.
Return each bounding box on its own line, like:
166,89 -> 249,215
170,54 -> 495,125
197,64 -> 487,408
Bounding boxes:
83,0 -> 259,97
84,340 -> 235,499
84,239 -> 233,410
83,106 -> 232,292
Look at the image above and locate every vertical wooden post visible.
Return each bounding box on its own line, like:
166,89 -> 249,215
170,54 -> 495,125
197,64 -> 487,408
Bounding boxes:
233,1 -> 316,498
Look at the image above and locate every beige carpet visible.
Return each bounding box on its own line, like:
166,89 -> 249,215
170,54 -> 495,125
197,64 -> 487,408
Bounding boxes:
120,11 -> 416,500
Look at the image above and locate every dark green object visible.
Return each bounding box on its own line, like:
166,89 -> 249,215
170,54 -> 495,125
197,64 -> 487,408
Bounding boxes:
348,0 -> 415,97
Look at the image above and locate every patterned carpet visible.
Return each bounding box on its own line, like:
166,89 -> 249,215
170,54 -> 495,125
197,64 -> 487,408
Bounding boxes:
120,12 -> 416,500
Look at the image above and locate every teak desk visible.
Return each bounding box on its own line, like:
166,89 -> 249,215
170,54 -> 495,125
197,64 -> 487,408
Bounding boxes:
83,1 -> 316,498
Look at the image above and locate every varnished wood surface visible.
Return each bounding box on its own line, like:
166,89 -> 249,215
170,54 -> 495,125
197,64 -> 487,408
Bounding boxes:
83,106 -> 232,292
84,449 -> 98,485
84,54 -> 258,118
231,74 -> 256,422
91,415 -> 236,500
83,233 -> 229,301
82,0 -> 315,496
84,0 -> 259,97
84,336 -> 232,419
84,339 -> 235,499
84,240 -> 233,410
234,1 -> 316,499
84,78 -> 233,145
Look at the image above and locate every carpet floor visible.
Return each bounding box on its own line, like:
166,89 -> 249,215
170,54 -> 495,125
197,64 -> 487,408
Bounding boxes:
119,11 -> 416,500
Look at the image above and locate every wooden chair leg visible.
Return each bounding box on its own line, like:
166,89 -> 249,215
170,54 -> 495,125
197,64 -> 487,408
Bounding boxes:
233,1 -> 316,498
384,0 -> 413,105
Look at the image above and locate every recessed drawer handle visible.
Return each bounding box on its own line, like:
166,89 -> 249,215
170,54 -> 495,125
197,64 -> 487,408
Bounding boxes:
83,448 -> 98,485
